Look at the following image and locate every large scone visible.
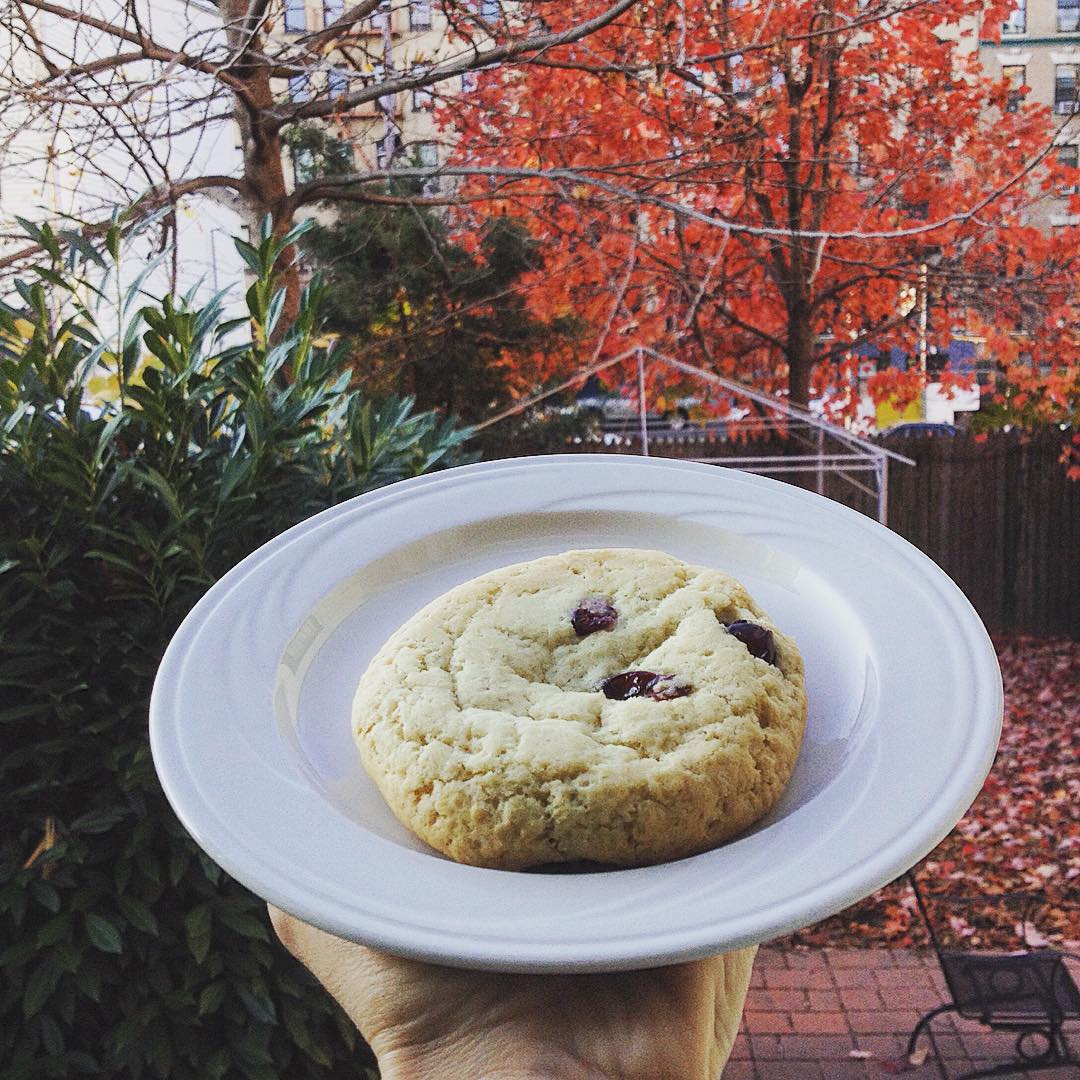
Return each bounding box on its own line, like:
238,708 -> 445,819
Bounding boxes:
351,548 -> 807,869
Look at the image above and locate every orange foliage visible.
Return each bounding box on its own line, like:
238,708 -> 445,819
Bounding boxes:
443,0 -> 1079,423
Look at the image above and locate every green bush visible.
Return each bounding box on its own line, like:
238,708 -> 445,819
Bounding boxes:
0,218 -> 472,1079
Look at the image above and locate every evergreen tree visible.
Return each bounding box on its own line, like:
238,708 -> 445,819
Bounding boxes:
298,133 -> 580,421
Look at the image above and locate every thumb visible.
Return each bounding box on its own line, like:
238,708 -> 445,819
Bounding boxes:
712,946 -> 757,1065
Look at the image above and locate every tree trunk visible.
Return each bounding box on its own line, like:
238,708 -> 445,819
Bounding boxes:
786,304 -> 814,408
219,2 -> 302,328
782,301 -> 819,492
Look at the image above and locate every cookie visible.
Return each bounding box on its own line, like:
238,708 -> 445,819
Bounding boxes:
351,548 -> 807,869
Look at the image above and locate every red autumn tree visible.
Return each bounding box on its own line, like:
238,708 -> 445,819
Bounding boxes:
444,0 -> 1080,419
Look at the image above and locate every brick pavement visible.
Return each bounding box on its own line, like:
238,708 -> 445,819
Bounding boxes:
723,948 -> 1078,1080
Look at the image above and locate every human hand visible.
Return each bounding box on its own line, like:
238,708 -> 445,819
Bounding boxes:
269,905 -> 754,1080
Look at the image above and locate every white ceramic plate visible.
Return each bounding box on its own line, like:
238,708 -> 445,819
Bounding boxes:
150,455 -> 1001,972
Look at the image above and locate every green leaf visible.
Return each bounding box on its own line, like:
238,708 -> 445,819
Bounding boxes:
235,982 -> 276,1024
0,938 -> 37,968
145,1018 -> 173,1077
197,981 -> 226,1016
280,216 -> 315,249
39,1012 -> 65,1055
64,1050 -> 102,1073
70,807 -> 129,834
73,965 -> 102,1004
218,451 -> 254,504
214,905 -> 269,942
23,960 -> 60,1018
30,878 -> 61,913
132,466 -> 184,522
110,1012 -> 145,1055
120,251 -> 166,317
92,412 -> 129,469
105,222 -> 122,261
52,942 -> 82,973
84,913 -> 123,954
263,288 -> 287,342
58,229 -> 109,270
233,238 -> 262,275
205,1047 -> 230,1080
36,914 -> 72,949
117,894 -> 158,936
184,903 -> 212,965
238,1059 -> 278,1080
167,849 -> 190,887
283,1000 -> 332,1066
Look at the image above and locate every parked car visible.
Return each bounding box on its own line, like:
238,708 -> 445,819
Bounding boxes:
882,422 -> 959,438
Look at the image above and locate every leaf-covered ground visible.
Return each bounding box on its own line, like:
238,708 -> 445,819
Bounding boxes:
780,636 -> 1079,950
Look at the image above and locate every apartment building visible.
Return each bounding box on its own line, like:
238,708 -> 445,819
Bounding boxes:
278,0 -> 497,191
987,0 -> 1080,227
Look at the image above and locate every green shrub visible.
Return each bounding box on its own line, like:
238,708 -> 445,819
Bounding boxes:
0,218 -> 472,1079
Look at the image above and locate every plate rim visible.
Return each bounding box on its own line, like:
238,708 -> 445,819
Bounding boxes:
150,454 -> 1003,971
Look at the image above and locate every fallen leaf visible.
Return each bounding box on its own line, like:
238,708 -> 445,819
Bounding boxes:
773,637 -> 1079,949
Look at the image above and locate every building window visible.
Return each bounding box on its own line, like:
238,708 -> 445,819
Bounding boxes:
465,0 -> 498,19
417,141 -> 439,193
1055,65 -> 1079,115
370,0 -> 390,30
366,61 -> 397,114
412,65 -> 433,109
410,0 -> 432,29
328,67 -> 349,99
1002,0 -> 1025,34
284,0 -> 306,32
375,137 -> 389,169
288,74 -> 310,101
461,69 -> 478,92
1059,144 -> 1079,195
851,139 -> 869,178
1002,65 -> 1025,112
292,146 -> 315,183
1059,0 -> 1080,33
323,0 -> 343,24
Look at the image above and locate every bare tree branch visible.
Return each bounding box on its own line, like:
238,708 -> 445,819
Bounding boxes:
276,0 -> 641,124
19,0 -> 256,100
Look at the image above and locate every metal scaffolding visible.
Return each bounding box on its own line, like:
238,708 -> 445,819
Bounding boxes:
473,345 -> 915,525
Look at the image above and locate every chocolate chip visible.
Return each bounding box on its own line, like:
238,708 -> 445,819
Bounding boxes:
571,597 -> 618,636
646,674 -> 693,701
600,670 -> 692,700
725,620 -> 777,665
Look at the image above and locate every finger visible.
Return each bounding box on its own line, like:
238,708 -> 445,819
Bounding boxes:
712,946 -> 757,1063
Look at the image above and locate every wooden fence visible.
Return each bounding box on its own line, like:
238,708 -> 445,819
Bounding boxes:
881,430 -> 1079,639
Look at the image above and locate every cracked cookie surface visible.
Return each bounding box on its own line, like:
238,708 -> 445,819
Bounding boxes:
351,548 -> 807,869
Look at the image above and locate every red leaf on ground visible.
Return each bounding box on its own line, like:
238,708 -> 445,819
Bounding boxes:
779,636 -> 1079,949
